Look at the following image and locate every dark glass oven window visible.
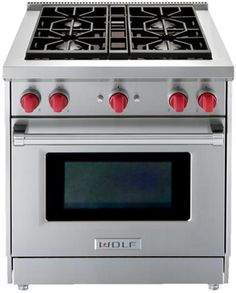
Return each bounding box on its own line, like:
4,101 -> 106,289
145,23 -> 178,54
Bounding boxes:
64,161 -> 172,209
46,153 -> 190,221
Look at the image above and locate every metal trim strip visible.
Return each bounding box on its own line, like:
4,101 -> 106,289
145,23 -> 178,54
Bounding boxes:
27,2 -> 208,11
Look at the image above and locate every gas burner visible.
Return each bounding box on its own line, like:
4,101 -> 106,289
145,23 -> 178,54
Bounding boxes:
26,5 -> 211,60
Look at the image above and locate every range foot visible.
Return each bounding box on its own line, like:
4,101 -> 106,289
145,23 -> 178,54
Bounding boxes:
208,284 -> 219,290
18,285 -> 29,290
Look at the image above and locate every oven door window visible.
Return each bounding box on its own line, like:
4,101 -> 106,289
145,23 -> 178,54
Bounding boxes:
46,153 -> 190,221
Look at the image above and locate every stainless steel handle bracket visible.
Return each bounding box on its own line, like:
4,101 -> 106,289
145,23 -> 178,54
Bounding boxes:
210,120 -> 224,134
210,120 -> 224,146
13,124 -> 27,146
212,133 -> 224,146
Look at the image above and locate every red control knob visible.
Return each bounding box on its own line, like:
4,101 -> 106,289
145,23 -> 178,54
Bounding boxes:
49,93 -> 68,112
21,92 -> 40,113
169,92 -> 188,112
198,92 -> 217,113
109,92 -> 128,113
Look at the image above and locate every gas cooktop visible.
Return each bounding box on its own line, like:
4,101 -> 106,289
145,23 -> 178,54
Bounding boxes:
26,4 -> 211,60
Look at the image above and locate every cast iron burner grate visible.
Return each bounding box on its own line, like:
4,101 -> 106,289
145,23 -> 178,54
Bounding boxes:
26,6 -> 109,59
25,5 -> 212,60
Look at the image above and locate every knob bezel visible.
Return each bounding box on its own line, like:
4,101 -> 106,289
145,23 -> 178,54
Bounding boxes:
109,88 -> 128,101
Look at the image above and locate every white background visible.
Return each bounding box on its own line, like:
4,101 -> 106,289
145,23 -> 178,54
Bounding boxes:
0,0 -> 235,292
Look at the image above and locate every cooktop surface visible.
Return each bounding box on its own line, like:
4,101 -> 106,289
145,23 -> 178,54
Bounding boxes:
26,4 -> 212,60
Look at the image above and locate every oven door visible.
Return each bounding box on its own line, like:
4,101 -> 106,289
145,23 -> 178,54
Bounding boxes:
11,118 -> 225,257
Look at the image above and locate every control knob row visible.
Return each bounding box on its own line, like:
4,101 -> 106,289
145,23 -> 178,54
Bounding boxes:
20,90 -> 217,113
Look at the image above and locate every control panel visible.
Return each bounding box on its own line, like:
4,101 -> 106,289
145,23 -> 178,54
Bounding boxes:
12,80 -> 226,116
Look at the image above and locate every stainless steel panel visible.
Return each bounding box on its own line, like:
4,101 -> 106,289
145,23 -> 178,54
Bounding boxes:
11,118 -> 225,256
5,82 -> 12,283
12,117 -> 223,134
11,80 -> 226,116
224,81 -> 232,282
13,257 -> 224,284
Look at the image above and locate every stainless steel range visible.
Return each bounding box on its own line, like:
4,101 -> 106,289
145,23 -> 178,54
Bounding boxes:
3,2 -> 234,290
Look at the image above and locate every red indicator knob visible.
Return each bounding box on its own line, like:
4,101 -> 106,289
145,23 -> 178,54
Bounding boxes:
198,92 -> 217,113
109,92 -> 128,113
49,93 -> 68,112
21,93 -> 40,113
169,92 -> 188,112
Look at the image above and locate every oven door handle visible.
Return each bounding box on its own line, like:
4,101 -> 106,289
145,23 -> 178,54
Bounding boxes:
13,124 -> 224,146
